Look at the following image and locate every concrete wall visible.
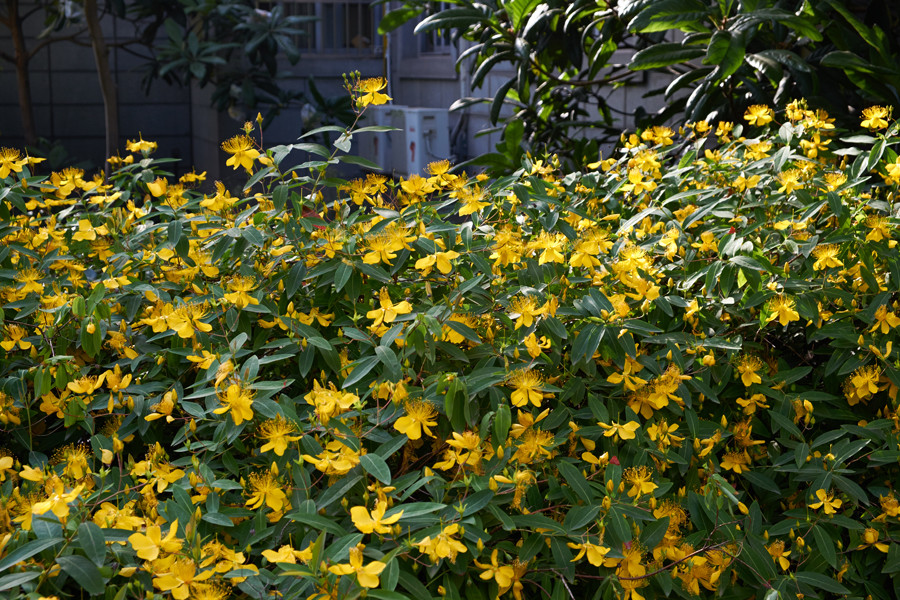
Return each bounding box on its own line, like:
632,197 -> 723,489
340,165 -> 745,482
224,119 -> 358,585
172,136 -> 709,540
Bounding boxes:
0,2 -> 192,170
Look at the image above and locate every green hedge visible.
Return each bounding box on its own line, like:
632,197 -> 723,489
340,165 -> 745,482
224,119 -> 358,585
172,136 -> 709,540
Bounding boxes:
0,91 -> 899,600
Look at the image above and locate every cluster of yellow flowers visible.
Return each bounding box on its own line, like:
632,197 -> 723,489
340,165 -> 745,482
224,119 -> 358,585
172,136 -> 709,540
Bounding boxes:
0,97 -> 899,600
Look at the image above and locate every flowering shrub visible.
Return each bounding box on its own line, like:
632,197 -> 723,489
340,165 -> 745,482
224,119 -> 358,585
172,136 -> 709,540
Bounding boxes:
1,89 -> 900,600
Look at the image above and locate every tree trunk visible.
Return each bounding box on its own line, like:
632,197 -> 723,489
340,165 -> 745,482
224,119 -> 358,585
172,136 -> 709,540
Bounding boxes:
83,0 -> 119,163
4,0 -> 37,146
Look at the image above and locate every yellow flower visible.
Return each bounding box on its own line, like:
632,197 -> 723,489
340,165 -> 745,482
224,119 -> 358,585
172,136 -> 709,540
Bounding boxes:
870,305 -> 900,334
187,350 -> 218,370
147,177 -> 168,197
221,135 -> 261,172
153,557 -> 212,600
457,185 -> 491,215
809,488 -> 842,515
72,218 -> 110,241
257,415 -> 301,455
744,104 -> 774,126
0,147 -> 27,178
213,382 -> 255,425
415,523 -> 468,564
523,332 -> 551,358
356,78 -> 392,108
598,420 -> 640,442
328,544 -> 386,588
304,380 -> 359,425
861,105 -> 891,130
415,250 -> 461,275
622,168 -> 657,195
507,369 -> 547,408
765,295 -> 800,327
262,544 -> 313,564
857,528 -> 889,552
1,324 -> 32,352
351,500 -> 403,534
125,134 -> 157,154
646,419 -> 684,450
811,244 -> 843,271
128,519 -> 183,561
474,549 -> 516,585
245,470 -> 289,512
366,287 -> 413,328
736,393 -> 769,415
844,365 -> 882,405
30,478 -> 85,524
690,230 -> 718,254
507,295 -> 547,329
145,390 -> 177,423
567,542 -> 611,566
776,169 -> 803,194
623,465 -> 657,498
223,276 -> 259,309
735,355 -> 764,387
394,400 -> 438,440
720,450 -> 751,474
767,540 -> 790,571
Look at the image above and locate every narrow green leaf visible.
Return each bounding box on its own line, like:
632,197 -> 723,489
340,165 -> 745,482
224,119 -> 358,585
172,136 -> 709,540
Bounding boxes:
794,571 -> 850,594
77,522 -> 106,566
0,537 -> 65,571
812,525 -> 837,568
557,461 -> 594,503
631,43 -> 705,70
359,453 -> 392,485
0,571 -> 41,592
56,555 -> 106,596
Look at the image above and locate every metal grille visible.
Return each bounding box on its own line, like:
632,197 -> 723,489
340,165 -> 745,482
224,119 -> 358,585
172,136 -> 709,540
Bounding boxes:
277,0 -> 383,54
419,2 -> 453,55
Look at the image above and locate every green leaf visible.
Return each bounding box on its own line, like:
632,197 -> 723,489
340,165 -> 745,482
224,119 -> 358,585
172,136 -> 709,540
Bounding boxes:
884,543 -> 900,574
368,590 -> 411,600
769,410 -> 804,440
414,8 -> 487,35
0,537 -> 65,571
167,219 -> 182,247
812,525 -> 837,568
564,505 -> 600,531
0,571 -> 41,592
316,475 -> 362,511
342,355 -> 380,389
359,453 -> 392,485
285,511 -> 349,536
77,522 -> 106,566
628,0 -> 711,33
493,402 -> 511,443
705,30 -> 745,82
557,460 -> 594,503
337,154 -> 382,169
374,346 -> 402,382
377,6 -> 423,34
443,319 -> 481,344
794,571 -> 850,594
639,516 -> 670,550
630,43 -> 705,70
334,260 -> 353,292
56,555 -> 106,596
504,0 -> 544,30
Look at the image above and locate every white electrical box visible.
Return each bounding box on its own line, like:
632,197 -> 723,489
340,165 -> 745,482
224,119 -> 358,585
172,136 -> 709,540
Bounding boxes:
390,108 -> 450,176
358,105 -> 406,172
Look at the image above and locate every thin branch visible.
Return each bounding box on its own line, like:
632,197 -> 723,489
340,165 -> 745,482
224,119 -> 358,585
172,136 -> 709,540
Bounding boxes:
28,28 -> 88,58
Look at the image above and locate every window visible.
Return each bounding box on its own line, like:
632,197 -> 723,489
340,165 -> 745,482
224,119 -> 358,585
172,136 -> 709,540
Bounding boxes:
277,0 -> 384,55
